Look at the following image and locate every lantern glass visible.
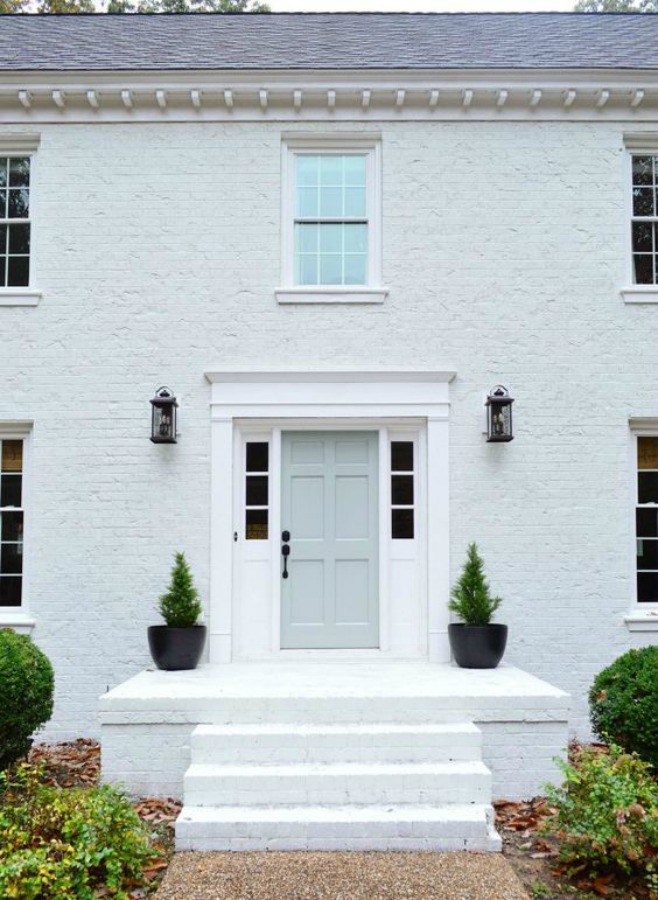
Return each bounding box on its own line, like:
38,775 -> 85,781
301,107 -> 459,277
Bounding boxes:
486,387 -> 514,443
150,389 -> 178,444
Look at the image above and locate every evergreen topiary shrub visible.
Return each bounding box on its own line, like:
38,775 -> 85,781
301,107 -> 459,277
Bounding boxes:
448,542 -> 502,625
0,630 -> 54,771
158,552 -> 202,628
589,647 -> 658,770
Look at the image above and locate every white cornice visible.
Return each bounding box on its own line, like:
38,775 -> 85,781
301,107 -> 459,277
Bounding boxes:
0,68 -> 658,122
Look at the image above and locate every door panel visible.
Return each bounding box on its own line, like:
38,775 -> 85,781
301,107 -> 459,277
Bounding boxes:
281,431 -> 379,649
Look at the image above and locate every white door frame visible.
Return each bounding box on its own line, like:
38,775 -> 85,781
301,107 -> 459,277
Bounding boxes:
206,370 -> 455,664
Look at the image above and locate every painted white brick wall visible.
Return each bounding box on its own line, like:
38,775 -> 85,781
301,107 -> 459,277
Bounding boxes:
0,120 -> 655,745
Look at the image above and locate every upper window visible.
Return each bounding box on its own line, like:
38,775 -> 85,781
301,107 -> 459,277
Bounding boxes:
0,438 -> 25,607
636,435 -> 658,604
279,138 -> 384,303
294,153 -> 368,287
0,156 -> 30,289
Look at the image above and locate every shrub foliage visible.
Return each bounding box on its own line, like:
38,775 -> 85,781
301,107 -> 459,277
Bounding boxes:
544,745 -> 658,891
589,646 -> 658,770
158,551 -> 202,628
0,763 -> 155,899
0,630 -> 54,770
448,542 -> 502,626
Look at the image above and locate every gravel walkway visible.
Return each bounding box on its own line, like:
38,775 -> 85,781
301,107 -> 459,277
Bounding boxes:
156,851 -> 529,900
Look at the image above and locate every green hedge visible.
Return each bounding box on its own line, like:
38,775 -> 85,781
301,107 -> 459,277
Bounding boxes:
0,629 -> 54,770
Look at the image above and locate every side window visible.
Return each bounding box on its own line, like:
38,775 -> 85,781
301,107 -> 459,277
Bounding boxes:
245,442 -> 269,540
631,154 -> 658,286
0,156 -> 31,288
0,438 -> 24,607
391,440 -> 414,540
637,436 -> 658,603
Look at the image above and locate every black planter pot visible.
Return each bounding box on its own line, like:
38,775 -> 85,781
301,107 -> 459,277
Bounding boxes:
147,625 -> 207,671
448,623 -> 508,669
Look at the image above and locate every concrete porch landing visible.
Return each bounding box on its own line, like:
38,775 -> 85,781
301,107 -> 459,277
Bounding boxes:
100,661 -> 570,801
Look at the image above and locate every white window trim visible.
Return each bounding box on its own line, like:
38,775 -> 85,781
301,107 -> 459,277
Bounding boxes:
0,423 -> 34,631
626,420 -> 658,631
277,134 -> 387,305
621,135 -> 658,304
0,134 -> 41,307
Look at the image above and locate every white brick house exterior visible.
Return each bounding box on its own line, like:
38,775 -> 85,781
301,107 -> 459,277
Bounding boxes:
0,17 -> 657,829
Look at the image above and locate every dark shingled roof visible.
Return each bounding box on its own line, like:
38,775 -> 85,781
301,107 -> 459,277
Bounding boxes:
1,12 -> 658,73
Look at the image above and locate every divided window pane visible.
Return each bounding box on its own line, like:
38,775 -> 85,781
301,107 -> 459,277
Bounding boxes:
636,435 -> 658,603
0,157 -> 31,288
631,155 -> 658,285
293,152 -> 369,287
0,438 -> 25,608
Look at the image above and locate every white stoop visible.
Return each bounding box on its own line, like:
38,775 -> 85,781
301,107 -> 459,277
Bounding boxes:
176,720 -> 502,851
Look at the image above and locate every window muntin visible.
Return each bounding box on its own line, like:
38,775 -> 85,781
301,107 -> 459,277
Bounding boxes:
0,157 -> 30,288
636,436 -> 658,602
294,153 -> 368,287
0,439 -> 24,606
391,440 -> 415,540
245,441 -> 269,540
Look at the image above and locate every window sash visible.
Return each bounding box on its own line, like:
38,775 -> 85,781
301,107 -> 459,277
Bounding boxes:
0,155 -> 31,289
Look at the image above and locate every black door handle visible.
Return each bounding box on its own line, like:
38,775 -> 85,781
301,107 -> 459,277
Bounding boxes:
282,542 -> 290,579
282,530 -> 290,542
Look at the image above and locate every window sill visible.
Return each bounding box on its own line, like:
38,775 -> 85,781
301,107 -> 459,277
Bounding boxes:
0,289 -> 41,307
624,613 -> 658,632
621,287 -> 658,304
0,612 -> 35,634
276,287 -> 388,305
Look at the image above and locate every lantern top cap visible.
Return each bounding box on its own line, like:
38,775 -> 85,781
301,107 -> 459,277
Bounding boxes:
150,385 -> 178,406
486,385 -> 513,403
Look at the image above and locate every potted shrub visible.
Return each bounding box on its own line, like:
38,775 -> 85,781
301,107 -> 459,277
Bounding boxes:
448,542 -> 507,669
147,552 -> 206,671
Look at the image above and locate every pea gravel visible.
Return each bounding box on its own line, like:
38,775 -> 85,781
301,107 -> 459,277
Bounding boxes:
155,851 -> 529,900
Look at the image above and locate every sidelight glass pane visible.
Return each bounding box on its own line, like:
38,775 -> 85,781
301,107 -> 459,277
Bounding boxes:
392,475 -> 414,506
246,509 -> 268,541
0,474 -> 21,508
0,575 -> 21,606
1,441 -> 22,472
392,508 -> 414,540
639,472 -> 658,504
638,571 -> 658,603
246,442 -> 268,473
391,441 -> 414,472
637,507 -> 658,538
246,475 -> 268,507
638,436 -> 658,469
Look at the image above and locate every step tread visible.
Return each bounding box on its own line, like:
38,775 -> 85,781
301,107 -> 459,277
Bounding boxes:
192,722 -> 480,738
185,760 -> 490,778
177,803 -> 494,824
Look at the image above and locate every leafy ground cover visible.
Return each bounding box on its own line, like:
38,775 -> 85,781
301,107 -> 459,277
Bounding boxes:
14,738 -> 657,899
24,740 -> 180,898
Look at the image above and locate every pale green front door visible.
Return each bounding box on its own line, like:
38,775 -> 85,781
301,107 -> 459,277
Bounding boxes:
281,431 -> 379,649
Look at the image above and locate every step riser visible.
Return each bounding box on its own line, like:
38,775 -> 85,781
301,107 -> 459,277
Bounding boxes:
197,699 -> 474,725
175,835 -> 501,852
191,735 -> 481,766
184,774 -> 491,807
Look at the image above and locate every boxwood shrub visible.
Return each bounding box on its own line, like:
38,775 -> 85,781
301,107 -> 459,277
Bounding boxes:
589,646 -> 658,770
0,629 -> 54,770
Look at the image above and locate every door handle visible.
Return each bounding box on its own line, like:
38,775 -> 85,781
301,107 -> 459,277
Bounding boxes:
282,541 -> 290,579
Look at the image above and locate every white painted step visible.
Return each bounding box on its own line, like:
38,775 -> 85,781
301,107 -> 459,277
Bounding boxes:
190,722 -> 482,765
183,760 -> 491,807
175,803 -> 502,852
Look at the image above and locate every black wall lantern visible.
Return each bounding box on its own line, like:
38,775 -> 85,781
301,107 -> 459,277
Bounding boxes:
486,385 -> 514,443
150,386 -> 178,444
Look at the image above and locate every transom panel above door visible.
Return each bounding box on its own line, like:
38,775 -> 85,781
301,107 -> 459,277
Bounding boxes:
280,431 -> 379,649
